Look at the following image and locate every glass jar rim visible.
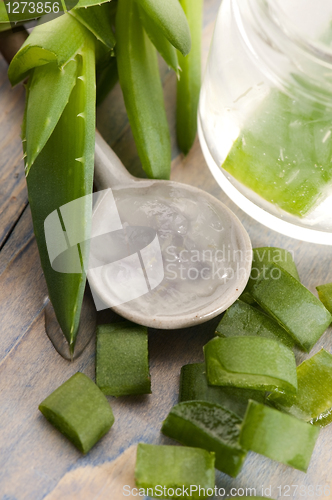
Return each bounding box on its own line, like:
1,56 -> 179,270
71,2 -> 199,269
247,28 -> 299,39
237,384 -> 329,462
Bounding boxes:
249,0 -> 332,64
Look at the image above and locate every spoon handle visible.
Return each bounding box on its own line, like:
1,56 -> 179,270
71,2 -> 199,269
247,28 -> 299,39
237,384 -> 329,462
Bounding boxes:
94,131 -> 137,189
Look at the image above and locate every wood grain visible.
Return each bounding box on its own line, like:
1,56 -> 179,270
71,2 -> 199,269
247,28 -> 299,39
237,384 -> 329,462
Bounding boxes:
1,1 -> 332,499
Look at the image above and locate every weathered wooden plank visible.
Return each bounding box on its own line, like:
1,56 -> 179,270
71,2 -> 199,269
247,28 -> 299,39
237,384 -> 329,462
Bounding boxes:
0,55 -> 28,249
0,205 -> 46,358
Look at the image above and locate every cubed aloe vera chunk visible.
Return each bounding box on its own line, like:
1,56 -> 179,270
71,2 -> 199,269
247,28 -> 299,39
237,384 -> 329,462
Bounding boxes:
251,263 -> 332,352
135,444 -> 215,500
96,322 -> 151,397
180,363 -> 265,419
316,283 -> 332,314
215,300 -> 294,348
161,401 -> 247,477
240,401 -> 319,472
39,372 -> 114,454
222,88 -> 332,217
268,349 -> 332,426
204,337 -> 297,393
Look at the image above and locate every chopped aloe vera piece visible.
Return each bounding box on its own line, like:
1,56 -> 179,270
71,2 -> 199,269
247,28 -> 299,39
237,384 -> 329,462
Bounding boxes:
232,498 -> 274,500
246,247 -> 300,293
69,3 -> 116,50
251,263 -> 332,352
179,363 -> 265,419
240,401 -> 320,472
268,349 -> 332,427
222,88 -> 332,217
316,283 -> 332,314
215,300 -> 294,348
161,401 -> 247,477
26,33 -> 96,349
204,337 -> 297,393
96,322 -> 151,397
39,372 -> 114,454
135,444 -> 215,499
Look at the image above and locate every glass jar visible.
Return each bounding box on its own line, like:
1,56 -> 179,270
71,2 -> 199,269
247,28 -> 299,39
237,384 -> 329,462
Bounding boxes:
198,0 -> 332,244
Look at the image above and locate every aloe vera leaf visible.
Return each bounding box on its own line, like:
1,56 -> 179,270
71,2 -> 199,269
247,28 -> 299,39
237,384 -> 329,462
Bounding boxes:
8,14 -> 89,86
96,57 -> 118,106
137,5 -> 179,77
25,59 -> 78,171
176,0 -> 203,154
25,34 -> 96,348
39,372 -> 114,453
239,400 -> 319,472
116,0 -> 171,180
135,0 -> 191,56
161,401 -> 247,477
0,20 -> 26,32
70,3 -> 116,50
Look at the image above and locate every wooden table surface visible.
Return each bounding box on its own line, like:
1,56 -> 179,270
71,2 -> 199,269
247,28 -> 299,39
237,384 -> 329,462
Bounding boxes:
1,1 -> 332,499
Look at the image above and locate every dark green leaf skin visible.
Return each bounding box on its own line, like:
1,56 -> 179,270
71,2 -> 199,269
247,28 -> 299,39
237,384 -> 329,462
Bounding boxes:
215,299 -> 294,349
8,14 -> 89,86
39,372 -> 114,454
116,0 -> 171,180
176,0 -> 203,154
251,263 -> 332,352
179,363 -> 265,419
316,282 -> 332,314
135,0 -> 191,56
268,349 -> 332,427
135,444 -> 215,499
161,401 -> 247,477
96,322 -> 151,397
204,336 -> 297,394
240,401 -> 320,472
26,35 -> 96,348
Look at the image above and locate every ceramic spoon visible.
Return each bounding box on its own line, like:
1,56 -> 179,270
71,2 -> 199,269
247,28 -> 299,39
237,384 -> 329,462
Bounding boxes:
88,132 -> 252,330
